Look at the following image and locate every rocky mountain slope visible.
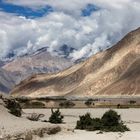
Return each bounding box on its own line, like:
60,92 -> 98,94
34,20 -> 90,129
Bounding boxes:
3,47 -> 73,83
11,27 -> 140,97
0,47 -> 73,94
0,69 -> 16,93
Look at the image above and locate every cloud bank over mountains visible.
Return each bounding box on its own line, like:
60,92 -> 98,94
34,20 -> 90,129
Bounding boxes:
0,0 -> 140,60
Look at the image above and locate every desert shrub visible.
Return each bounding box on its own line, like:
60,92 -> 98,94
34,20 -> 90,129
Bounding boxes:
76,113 -> 102,131
88,118 -> 102,131
49,109 -> 64,124
129,100 -> 136,104
85,99 -> 93,106
76,110 -> 129,132
4,98 -> 22,117
27,113 -> 45,121
101,110 -> 120,127
59,100 -> 75,108
76,113 -> 93,130
101,110 -> 129,132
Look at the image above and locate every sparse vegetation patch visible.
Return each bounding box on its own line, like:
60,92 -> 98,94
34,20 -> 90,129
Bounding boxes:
4,98 -> 22,117
76,110 -> 129,132
49,109 -> 64,124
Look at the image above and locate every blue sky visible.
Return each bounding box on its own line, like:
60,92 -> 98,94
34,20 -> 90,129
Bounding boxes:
82,4 -> 100,16
0,0 -> 53,18
0,0 -> 99,18
0,0 -> 140,60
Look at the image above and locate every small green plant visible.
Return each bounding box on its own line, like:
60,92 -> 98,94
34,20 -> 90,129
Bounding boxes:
49,109 -> 64,124
76,110 -> 129,132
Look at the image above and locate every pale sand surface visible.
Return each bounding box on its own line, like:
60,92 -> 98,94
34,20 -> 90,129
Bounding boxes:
1,104 -> 140,140
0,100 -> 56,138
24,108 -> 140,140
42,131 -> 140,140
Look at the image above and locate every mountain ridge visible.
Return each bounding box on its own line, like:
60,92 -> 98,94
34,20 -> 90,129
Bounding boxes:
0,46 -> 74,94
2,47 -> 73,83
11,27 -> 140,97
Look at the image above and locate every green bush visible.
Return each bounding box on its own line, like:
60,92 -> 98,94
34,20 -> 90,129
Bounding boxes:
4,98 -> 22,117
101,110 -> 129,132
89,118 -> 102,131
76,110 -> 129,132
49,109 -> 64,124
76,113 -> 93,130
102,110 -> 120,127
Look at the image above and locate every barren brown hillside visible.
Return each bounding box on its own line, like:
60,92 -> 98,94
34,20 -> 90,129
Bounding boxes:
11,27 -> 140,97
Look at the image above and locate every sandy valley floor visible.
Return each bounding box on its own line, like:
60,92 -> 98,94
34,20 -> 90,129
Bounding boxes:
23,108 -> 140,140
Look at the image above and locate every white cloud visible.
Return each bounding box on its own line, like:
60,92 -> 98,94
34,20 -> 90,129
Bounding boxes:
0,0 -> 140,60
